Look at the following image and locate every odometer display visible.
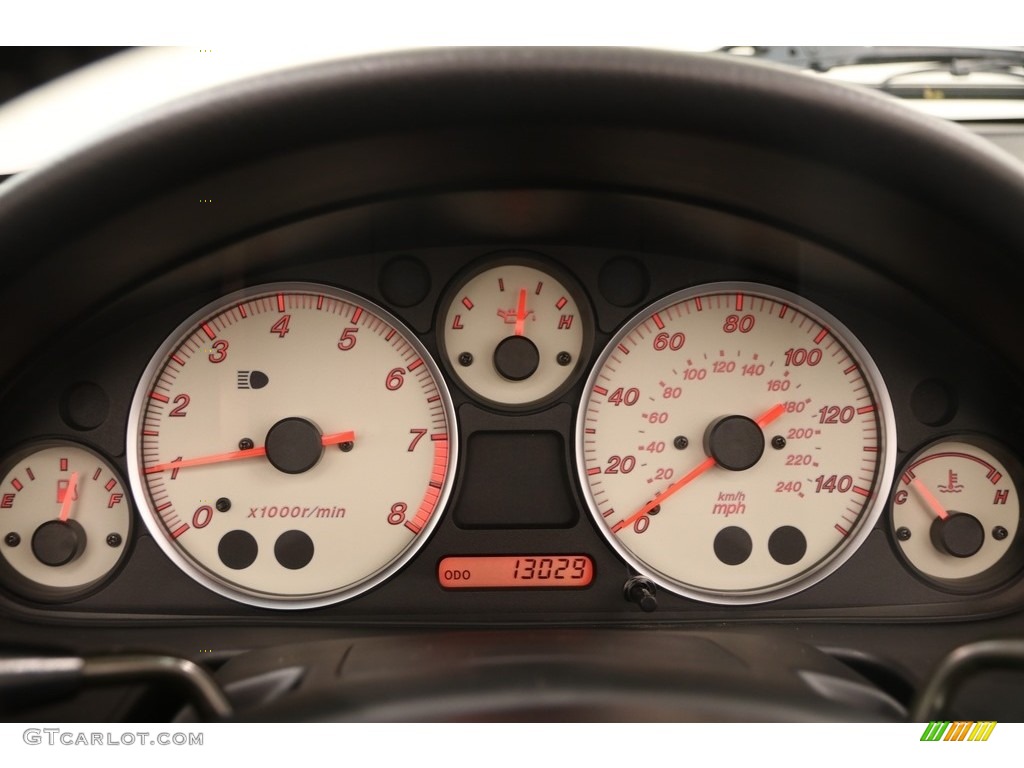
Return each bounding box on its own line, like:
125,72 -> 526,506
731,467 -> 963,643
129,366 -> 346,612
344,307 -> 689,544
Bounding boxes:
438,555 -> 594,588
576,282 -> 895,604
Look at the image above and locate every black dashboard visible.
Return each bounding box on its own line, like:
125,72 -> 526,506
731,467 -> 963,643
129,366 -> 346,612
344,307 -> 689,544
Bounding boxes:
2,48 -> 1024,722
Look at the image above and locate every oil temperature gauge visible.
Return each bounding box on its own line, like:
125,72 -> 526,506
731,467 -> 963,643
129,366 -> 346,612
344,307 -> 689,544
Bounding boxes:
891,438 -> 1022,589
439,258 -> 592,408
0,442 -> 132,601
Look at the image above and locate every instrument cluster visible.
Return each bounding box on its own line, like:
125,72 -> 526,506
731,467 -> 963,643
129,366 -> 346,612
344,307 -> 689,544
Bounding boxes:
1,247 -> 1022,619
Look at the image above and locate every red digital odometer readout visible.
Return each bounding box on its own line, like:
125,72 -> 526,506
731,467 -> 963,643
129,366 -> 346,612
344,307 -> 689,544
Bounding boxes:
438,555 -> 594,589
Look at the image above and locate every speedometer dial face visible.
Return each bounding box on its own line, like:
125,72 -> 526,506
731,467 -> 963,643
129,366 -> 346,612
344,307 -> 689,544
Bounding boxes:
577,282 -> 895,604
127,283 -> 456,609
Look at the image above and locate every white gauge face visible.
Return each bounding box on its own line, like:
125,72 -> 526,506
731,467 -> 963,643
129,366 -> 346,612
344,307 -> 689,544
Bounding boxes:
892,440 -> 1020,584
441,263 -> 587,407
0,442 -> 131,599
127,283 -> 457,609
577,282 -> 896,604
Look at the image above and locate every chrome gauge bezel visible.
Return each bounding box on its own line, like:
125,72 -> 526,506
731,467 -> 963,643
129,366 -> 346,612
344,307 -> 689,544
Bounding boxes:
576,281 -> 898,605
436,253 -> 595,411
0,439 -> 134,603
126,282 -> 458,610
889,434 -> 1024,593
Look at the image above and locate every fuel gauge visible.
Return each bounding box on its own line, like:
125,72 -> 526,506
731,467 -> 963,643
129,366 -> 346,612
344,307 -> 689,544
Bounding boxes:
0,441 -> 132,601
439,258 -> 592,408
891,437 -> 1022,590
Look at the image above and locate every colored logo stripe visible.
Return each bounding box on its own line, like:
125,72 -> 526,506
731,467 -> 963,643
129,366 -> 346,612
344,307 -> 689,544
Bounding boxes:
920,721 -> 997,741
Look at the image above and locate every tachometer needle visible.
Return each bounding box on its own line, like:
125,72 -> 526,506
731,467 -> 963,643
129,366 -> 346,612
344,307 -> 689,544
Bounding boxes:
514,288 -> 528,336
321,431 -> 356,447
910,477 -> 950,520
58,471 -> 79,522
145,430 -> 356,474
611,403 -> 785,533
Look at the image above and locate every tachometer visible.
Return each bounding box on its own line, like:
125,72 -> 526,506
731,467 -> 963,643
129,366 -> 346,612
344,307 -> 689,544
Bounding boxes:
576,282 -> 895,604
127,283 -> 456,609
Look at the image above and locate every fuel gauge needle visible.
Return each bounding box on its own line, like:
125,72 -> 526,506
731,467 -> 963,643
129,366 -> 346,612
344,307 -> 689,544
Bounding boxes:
910,477 -> 950,520
612,403 -> 786,533
145,430 -> 356,474
58,472 -> 79,522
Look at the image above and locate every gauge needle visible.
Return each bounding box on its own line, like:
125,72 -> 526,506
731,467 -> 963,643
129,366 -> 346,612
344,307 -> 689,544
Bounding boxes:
145,430 -> 356,474
514,288 -> 528,336
611,403 -> 786,533
58,471 -> 79,522
910,477 -> 950,520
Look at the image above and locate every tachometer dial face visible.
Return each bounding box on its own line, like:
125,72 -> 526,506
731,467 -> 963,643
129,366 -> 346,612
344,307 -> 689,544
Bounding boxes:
439,260 -> 591,408
127,283 -> 457,609
577,282 -> 896,604
0,442 -> 131,601
891,438 -> 1022,589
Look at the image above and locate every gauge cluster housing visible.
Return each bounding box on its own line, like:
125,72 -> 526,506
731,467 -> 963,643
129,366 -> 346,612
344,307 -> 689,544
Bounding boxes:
0,222 -> 1022,623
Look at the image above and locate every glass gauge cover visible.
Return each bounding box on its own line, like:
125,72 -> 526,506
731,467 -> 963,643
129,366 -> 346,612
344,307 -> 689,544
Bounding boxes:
439,258 -> 592,408
577,282 -> 896,604
891,437 -> 1022,589
0,441 -> 132,601
127,283 -> 457,609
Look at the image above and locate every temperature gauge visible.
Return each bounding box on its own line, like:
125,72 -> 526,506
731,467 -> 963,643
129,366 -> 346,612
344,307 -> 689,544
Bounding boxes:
891,438 -> 1022,589
439,258 -> 592,408
0,442 -> 132,601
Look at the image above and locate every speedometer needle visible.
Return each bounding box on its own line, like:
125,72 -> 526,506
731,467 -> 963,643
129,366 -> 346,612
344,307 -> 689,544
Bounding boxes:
514,288 -> 528,336
145,430 -> 356,474
58,471 -> 79,522
611,403 -> 786,533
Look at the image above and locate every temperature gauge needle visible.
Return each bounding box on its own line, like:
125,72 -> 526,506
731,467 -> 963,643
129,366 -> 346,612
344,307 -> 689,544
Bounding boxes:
145,430 -> 356,474
58,471 -> 79,522
514,288 -> 528,336
910,477 -> 950,520
612,403 -> 785,533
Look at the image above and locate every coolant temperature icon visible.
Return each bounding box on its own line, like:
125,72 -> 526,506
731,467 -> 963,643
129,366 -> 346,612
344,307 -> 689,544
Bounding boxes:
938,469 -> 964,493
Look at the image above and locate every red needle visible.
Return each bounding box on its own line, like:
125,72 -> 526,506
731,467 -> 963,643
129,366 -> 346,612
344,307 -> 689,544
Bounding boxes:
611,403 -> 786,534
145,430 -> 355,474
910,477 -> 950,520
320,431 -> 356,447
755,402 -> 786,428
514,288 -> 528,336
58,471 -> 79,522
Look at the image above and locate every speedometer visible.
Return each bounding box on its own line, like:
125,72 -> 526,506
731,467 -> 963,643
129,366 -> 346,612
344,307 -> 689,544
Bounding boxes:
127,283 -> 456,609
577,282 -> 895,604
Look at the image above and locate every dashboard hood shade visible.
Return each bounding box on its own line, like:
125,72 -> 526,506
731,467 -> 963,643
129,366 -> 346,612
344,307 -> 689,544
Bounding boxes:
2,47 -> 1024,260
1,48 -> 1024,389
